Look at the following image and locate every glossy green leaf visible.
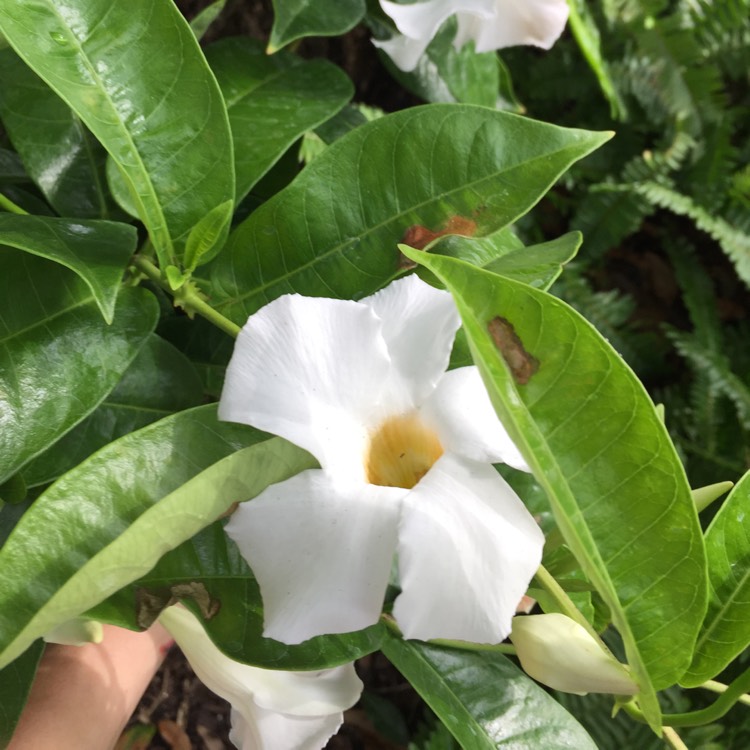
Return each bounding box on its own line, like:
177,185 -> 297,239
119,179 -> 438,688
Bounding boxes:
403,249 -> 707,727
0,213 -> 136,322
205,37 -> 353,202
0,639 -> 43,747
22,334 -> 204,487
0,405 -> 300,670
91,521 -> 385,671
268,0 -> 365,52
382,635 -> 597,749
0,147 -> 28,183
0,0 -> 235,268
434,230 -> 581,290
210,105 -> 610,322
0,47 -> 113,219
684,470 -> 750,686
0,252 -> 158,484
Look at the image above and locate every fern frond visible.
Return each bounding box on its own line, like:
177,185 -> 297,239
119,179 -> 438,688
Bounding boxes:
663,238 -> 721,348
617,14 -> 725,137
690,0 -> 750,75
668,329 -> 750,430
631,181 -> 750,286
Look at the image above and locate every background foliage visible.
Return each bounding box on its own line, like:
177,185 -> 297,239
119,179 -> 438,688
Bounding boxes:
0,0 -> 749,748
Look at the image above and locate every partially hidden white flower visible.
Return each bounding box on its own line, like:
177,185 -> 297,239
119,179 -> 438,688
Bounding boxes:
510,613 -> 640,696
375,0 -> 570,72
159,605 -> 363,750
219,275 -> 544,645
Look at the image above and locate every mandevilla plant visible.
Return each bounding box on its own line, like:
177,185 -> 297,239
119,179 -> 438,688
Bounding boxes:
0,1 -> 749,749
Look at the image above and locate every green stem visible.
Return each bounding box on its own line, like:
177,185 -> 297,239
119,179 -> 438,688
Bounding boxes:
533,565 -> 604,646
0,192 -> 29,215
702,679 -> 750,707
623,666 -> 750,727
662,726 -> 689,750
132,254 -> 241,339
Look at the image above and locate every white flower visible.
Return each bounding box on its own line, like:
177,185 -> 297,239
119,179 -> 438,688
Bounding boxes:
219,276 -> 544,645
374,0 -> 570,72
510,613 -> 640,696
159,606 -> 363,750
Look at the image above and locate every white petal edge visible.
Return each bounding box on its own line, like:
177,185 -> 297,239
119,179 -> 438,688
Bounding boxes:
159,606 -> 362,750
393,453 -> 544,642
225,469 -> 406,645
375,0 -> 494,71
218,294 -> 392,481
421,366 -> 529,471
379,0 -> 493,39
230,705 -> 343,750
362,276 -> 461,409
454,0 -> 570,53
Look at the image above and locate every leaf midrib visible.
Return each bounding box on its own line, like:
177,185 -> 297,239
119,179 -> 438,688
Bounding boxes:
19,0 -> 172,258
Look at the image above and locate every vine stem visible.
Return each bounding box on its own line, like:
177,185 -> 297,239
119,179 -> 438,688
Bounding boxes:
623,666 -> 750,727
662,726 -> 689,750
532,564 -> 607,649
132,254 -> 241,338
0,192 -> 29,214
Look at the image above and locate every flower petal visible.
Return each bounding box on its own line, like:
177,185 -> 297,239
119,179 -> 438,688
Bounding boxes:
230,706 -> 343,750
159,606 -> 362,750
421,366 -> 529,471
363,275 -> 461,408
393,453 -> 544,642
225,469 -> 405,644
375,0 -> 494,71
219,294 -> 393,480
455,0 -> 569,53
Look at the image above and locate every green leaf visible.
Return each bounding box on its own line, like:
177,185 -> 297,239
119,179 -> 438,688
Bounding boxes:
0,0 -> 235,268
184,199 -> 234,272
382,636 -> 597,749
0,47 -> 113,219
22,334 -> 204,487
684,470 -> 750,686
91,521 -> 385,671
0,147 -> 29,183
403,249 -> 707,728
0,213 -> 137,322
0,405 -> 301,670
0,639 -> 43,747
205,37 -> 353,202
210,105 -> 611,322
189,0 -> 226,40
268,0 -> 365,52
434,230 -> 581,290
567,0 -> 626,119
0,252 -> 158,484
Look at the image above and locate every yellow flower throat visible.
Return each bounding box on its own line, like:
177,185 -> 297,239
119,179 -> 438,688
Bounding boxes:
365,413 -> 443,489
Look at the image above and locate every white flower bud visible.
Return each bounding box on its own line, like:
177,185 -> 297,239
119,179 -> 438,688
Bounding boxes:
510,613 -> 639,696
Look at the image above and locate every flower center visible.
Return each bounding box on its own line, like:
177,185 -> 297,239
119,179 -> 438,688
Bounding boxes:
365,413 -> 443,489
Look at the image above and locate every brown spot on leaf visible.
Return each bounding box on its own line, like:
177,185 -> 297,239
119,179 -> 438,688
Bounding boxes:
136,582 -> 220,629
399,216 -> 478,268
487,316 -> 539,385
